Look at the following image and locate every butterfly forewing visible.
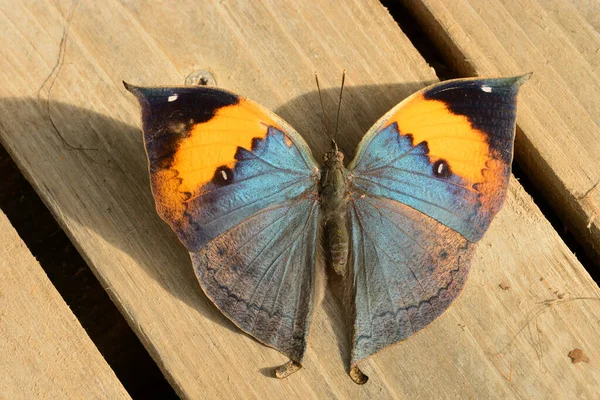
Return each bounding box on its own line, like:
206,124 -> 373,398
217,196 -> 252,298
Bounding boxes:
349,75 -> 529,241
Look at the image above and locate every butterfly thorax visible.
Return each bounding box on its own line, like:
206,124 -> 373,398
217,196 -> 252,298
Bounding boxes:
319,141 -> 350,276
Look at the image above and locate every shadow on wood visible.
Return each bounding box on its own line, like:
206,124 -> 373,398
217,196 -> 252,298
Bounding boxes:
0,81 -> 434,377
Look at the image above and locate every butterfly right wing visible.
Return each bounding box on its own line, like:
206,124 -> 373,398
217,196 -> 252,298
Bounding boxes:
344,76 -> 527,372
127,84 -> 321,364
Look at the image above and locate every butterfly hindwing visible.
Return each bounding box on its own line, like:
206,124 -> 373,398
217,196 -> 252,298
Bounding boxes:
126,83 -> 321,362
348,194 -> 473,365
346,75 -> 528,364
191,196 -> 319,361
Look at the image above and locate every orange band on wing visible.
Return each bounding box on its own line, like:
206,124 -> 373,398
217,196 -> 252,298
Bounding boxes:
391,93 -> 489,184
150,99 -> 285,225
171,99 -> 283,194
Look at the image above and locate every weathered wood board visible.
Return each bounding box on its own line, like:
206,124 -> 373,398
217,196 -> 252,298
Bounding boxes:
0,0 -> 599,398
0,211 -> 130,399
402,0 -> 600,262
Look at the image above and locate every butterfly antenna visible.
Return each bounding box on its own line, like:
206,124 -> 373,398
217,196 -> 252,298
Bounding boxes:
314,72 -> 330,136
334,69 -> 346,142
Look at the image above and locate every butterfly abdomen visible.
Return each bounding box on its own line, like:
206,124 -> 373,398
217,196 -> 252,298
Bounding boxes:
320,145 -> 350,276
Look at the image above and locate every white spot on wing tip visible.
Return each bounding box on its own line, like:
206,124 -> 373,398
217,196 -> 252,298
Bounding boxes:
481,85 -> 492,93
220,170 -> 228,180
168,94 -> 178,102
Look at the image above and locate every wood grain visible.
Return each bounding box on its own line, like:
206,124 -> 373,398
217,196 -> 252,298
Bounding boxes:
402,0 -> 600,262
0,0 -> 599,398
0,211 -> 130,399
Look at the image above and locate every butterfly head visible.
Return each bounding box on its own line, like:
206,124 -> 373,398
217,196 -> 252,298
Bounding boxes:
323,139 -> 344,167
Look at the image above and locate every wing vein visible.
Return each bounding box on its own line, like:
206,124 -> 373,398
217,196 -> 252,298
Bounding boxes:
211,203 -> 295,275
353,176 -> 474,222
357,168 -> 480,193
355,139 -> 423,172
200,182 -> 314,229
355,199 -> 429,300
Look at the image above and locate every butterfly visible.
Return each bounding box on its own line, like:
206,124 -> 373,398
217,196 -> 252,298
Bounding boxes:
125,73 -> 529,384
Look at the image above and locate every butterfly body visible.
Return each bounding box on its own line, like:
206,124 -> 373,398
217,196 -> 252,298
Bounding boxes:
125,74 -> 529,383
319,140 -> 350,275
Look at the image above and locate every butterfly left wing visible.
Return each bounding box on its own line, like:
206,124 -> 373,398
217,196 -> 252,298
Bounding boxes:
126,84 -> 321,366
346,76 -> 528,369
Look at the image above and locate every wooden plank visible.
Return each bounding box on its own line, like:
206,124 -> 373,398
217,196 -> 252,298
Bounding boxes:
566,0 -> 600,33
0,211 -> 130,399
401,0 -> 600,262
0,0 -> 599,397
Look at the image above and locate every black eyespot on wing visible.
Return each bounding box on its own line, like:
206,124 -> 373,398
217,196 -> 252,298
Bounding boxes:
433,159 -> 452,178
212,165 -> 234,186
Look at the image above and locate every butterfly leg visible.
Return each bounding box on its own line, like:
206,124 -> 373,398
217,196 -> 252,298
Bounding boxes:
274,360 -> 302,379
349,365 -> 369,385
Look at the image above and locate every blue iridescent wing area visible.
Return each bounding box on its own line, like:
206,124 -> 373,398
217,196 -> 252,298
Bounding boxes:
126,83 -> 320,362
346,76 -> 528,365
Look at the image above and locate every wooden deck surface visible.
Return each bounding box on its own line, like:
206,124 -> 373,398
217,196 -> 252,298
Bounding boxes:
0,211 -> 130,399
404,0 -> 600,261
0,0 -> 599,398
